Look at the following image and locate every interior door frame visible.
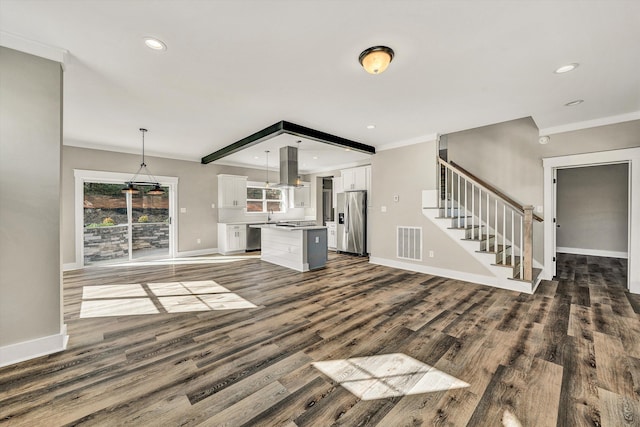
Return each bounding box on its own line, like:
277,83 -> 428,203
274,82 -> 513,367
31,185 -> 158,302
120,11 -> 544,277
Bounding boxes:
73,169 -> 179,268
542,147 -> 640,293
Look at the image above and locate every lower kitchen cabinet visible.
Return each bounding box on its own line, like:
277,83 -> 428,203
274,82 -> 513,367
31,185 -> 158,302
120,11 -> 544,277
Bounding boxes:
326,221 -> 337,250
218,223 -> 246,254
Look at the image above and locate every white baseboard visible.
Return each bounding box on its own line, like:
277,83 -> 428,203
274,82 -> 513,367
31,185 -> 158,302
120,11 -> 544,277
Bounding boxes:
369,257 -> 534,294
0,324 -> 68,368
63,262 -> 81,271
175,248 -> 219,257
557,247 -> 628,259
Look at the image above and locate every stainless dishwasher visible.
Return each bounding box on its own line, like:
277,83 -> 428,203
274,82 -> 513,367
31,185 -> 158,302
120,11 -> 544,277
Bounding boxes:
246,224 -> 261,251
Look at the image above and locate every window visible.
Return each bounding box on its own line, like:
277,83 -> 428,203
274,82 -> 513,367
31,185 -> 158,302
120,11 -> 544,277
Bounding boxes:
247,186 -> 285,213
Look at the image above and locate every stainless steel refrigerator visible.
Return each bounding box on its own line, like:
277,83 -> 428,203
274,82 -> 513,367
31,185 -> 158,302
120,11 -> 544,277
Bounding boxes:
337,191 -> 367,256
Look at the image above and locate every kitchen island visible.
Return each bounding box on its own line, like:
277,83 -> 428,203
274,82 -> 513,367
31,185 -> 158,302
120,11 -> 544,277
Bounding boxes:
250,224 -> 327,272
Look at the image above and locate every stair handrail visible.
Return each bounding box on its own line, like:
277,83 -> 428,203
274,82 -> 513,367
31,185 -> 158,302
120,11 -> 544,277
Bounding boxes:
440,158 -> 543,222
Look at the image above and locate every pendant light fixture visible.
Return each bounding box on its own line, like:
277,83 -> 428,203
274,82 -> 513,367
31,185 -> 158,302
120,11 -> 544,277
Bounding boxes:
122,128 -> 165,195
359,46 -> 394,74
264,150 -> 270,188
295,140 -> 302,187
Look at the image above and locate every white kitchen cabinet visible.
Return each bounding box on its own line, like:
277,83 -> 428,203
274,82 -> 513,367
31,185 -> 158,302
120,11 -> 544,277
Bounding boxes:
326,221 -> 337,250
332,176 -> 343,213
218,174 -> 247,209
341,166 -> 368,191
218,223 -> 246,254
291,182 -> 310,208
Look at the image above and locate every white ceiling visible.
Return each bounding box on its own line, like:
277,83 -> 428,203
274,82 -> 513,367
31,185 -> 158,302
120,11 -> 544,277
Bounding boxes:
1,0 -> 639,172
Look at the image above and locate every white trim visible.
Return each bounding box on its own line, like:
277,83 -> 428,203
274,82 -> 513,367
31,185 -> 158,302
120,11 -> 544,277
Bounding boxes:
64,138 -> 199,163
0,31 -> 68,66
543,147 -> 640,294
377,133 -> 439,152
539,111 -> 640,136
557,247 -> 628,259
176,248 -> 219,257
369,257 -> 535,294
63,262 -> 81,272
73,169 -> 179,268
0,325 -> 68,368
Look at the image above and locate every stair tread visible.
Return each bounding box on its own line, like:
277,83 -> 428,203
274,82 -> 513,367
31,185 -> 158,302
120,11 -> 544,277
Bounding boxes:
510,268 -> 543,283
448,225 -> 482,230
461,235 -> 496,242
477,245 -> 510,254
492,256 -> 521,268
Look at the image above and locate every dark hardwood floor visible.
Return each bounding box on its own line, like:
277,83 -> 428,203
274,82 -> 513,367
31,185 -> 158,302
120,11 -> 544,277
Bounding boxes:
0,252 -> 638,426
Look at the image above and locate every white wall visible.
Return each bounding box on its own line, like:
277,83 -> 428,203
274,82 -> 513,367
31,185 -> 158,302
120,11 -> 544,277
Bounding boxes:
0,47 -> 65,363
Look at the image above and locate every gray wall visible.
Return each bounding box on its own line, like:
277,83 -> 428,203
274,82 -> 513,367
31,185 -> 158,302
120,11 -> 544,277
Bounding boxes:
446,117 -> 640,262
62,146 -> 278,264
0,47 -> 63,346
370,141 -> 492,275
557,164 -> 628,253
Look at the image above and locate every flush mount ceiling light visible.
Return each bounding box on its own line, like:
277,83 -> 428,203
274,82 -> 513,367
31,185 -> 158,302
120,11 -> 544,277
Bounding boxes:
122,128 -> 165,195
366,124 -> 376,129
144,37 -> 167,51
554,63 -> 579,74
359,46 -> 394,74
565,99 -> 584,107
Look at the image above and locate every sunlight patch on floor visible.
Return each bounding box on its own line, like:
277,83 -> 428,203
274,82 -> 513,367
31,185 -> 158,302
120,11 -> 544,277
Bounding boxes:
97,254 -> 261,268
313,353 -> 469,400
79,280 -> 257,318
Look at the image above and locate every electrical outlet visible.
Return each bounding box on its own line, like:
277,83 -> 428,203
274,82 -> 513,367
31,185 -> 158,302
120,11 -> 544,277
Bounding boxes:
381,206 -> 387,213
315,236 -> 319,243
393,195 -> 399,202
197,238 -> 201,244
180,207 -> 187,213
211,203 -> 216,209
429,250 -> 434,258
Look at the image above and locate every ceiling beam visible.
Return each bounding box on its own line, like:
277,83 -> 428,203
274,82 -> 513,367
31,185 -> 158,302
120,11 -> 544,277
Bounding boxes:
201,120 -> 375,164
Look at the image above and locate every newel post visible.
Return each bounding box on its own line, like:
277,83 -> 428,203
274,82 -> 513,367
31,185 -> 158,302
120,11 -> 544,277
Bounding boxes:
523,205 -> 534,281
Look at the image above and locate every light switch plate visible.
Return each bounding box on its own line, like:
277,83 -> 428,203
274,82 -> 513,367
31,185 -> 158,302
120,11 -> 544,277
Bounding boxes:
381,206 -> 387,213
180,207 -> 187,213
393,195 -> 399,202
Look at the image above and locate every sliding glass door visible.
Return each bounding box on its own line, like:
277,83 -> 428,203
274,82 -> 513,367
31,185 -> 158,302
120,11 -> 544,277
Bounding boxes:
82,182 -> 171,266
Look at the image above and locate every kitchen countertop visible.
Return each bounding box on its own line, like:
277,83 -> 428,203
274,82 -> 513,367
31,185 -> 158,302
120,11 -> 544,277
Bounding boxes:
220,220 -> 313,225
250,224 -> 326,231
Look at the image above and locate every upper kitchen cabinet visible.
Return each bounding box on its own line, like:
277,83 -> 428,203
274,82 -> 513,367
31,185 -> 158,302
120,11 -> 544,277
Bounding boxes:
291,182 -> 310,208
340,166 -> 371,206
341,166 -> 370,191
218,174 -> 248,208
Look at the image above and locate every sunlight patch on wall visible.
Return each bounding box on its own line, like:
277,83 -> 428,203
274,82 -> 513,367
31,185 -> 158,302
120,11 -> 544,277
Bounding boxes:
79,280 -> 257,318
313,353 -> 469,401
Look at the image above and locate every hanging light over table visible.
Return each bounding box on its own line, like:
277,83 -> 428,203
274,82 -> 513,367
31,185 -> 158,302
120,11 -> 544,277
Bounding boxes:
122,128 -> 165,195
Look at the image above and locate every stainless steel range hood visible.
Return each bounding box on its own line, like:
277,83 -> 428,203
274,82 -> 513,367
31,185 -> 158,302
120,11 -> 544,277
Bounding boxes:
276,145 -> 301,187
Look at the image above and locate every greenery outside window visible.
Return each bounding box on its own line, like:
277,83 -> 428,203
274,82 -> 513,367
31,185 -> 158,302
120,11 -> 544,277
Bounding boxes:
247,186 -> 285,213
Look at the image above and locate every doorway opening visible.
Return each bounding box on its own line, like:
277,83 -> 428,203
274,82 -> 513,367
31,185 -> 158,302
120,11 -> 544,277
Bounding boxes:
543,147 -> 640,293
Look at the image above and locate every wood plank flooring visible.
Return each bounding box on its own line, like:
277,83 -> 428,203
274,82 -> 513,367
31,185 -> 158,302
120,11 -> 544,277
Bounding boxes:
0,252 -> 638,426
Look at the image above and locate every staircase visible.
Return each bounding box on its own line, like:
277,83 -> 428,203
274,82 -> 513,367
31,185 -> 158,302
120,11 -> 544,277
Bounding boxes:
422,159 -> 543,293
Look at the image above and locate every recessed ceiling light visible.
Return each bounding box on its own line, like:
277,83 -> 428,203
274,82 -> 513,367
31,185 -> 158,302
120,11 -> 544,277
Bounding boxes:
254,156 -> 260,159
564,99 -> 584,107
345,148 -> 351,152
366,124 -> 376,129
144,37 -> 167,51
554,63 -> 579,74
313,156 -> 318,160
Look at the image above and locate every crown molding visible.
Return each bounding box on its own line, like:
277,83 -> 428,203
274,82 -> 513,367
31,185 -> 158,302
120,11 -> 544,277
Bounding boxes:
0,31 -> 68,68
538,111 -> 640,136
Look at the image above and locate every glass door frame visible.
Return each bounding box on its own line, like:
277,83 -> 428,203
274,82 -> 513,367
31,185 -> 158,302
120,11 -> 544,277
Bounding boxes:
74,169 -> 178,268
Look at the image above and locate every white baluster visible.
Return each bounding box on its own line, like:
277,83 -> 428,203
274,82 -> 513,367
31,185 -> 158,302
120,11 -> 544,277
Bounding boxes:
457,173 -> 461,224
471,184 -> 475,238
502,205 -> 506,265
511,210 -> 515,267
494,199 -> 498,253
464,179 -> 468,229
486,192 -> 490,250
